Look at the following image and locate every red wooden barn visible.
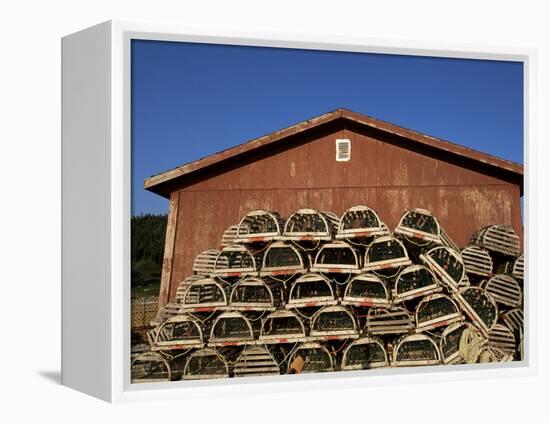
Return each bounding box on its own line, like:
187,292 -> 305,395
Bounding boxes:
144,108 -> 523,306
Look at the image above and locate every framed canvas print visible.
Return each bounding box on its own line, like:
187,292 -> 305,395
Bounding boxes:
61,20 -> 537,402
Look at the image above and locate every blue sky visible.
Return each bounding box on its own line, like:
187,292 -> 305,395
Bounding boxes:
131,39 -> 523,215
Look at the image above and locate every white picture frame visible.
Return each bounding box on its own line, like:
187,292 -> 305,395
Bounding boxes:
61,20 -> 537,403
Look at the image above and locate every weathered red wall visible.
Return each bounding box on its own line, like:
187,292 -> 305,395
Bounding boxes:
165,126 -> 522,300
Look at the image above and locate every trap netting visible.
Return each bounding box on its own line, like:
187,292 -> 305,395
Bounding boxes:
229,277 -> 282,311
182,348 -> 229,380
393,334 -> 441,367
311,241 -> 361,273
288,343 -> 334,373
282,209 -> 339,240
209,312 -> 258,345
236,210 -> 285,243
415,294 -> 462,331
152,315 -> 204,349
421,246 -> 465,291
310,306 -> 358,338
454,287 -> 498,335
363,236 -> 411,276
131,352 -> 171,383
213,245 -> 258,276
336,205 -> 386,239
260,242 -> 306,275
260,310 -> 307,342
287,273 -> 337,308
394,265 -> 441,303
342,273 -> 390,308
394,208 -> 441,245
341,337 -> 389,370
182,278 -> 229,310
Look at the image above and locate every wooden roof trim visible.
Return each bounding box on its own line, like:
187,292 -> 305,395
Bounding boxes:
144,108 -> 523,193
340,109 -> 523,175
143,109 -> 341,190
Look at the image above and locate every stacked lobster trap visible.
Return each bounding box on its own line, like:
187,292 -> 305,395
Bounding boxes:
131,206 -> 525,383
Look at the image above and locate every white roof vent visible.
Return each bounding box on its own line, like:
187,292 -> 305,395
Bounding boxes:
336,139 -> 351,162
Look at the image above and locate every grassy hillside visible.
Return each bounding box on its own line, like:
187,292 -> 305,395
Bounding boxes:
131,213 -> 167,298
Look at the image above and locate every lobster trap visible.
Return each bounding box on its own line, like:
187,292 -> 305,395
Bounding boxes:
282,209 -> 339,241
259,310 -> 307,344
309,305 -> 359,340
440,322 -> 487,364
341,337 -> 389,370
453,287 -> 498,336
181,278 -> 229,312
236,210 -> 285,243
228,277 -> 283,311
363,236 -> 412,276
470,224 -> 521,257
460,246 -> 494,278
392,334 -> 441,367
233,345 -> 281,378
420,246 -> 465,292
502,308 -> 524,335
286,273 -> 337,308
212,245 -> 259,278
152,275 -> 204,324
393,265 -> 441,303
208,311 -> 259,346
131,351 -> 171,383
151,315 -> 205,350
341,273 -> 391,308
485,274 -> 522,308
192,249 -> 219,276
415,294 -> 463,332
488,323 -> 516,355
512,254 -> 524,282
182,348 -> 230,380
366,306 -> 414,336
310,241 -> 362,274
220,224 -> 239,247
287,342 -> 334,374
336,205 -> 386,240
394,208 -> 442,245
259,241 -> 307,276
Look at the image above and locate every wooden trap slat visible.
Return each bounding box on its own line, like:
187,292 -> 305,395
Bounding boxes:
485,274 -> 522,308
366,306 -> 414,336
488,323 -> 516,355
460,246 -> 493,277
